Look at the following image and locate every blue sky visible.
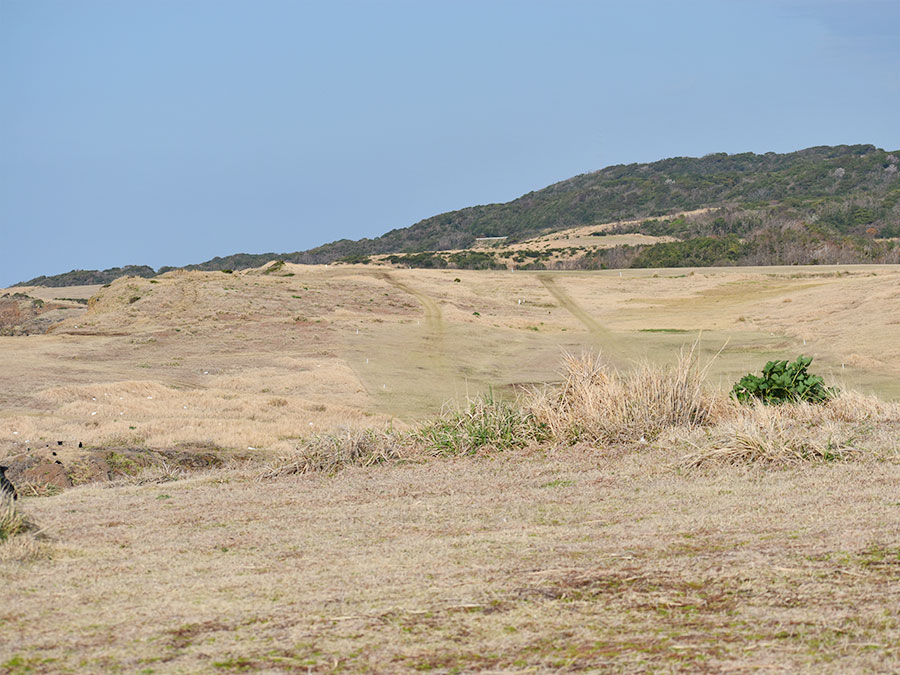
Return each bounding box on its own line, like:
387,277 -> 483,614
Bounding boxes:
2,0 -> 899,286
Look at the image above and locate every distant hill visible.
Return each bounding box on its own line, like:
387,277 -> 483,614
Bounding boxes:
12,144 -> 900,285
299,143 -> 900,262
13,265 -> 157,288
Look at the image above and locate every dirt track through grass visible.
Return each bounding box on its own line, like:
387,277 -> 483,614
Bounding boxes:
3,263 -> 900,457
538,274 -> 605,335
374,271 -> 443,333
4,263 -> 900,671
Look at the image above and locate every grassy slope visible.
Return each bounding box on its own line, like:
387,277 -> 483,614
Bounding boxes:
3,263 -> 900,461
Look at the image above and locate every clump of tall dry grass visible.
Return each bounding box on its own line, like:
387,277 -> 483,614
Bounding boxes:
528,344 -> 720,445
249,348 -> 900,478
260,394 -> 551,478
678,410 -> 857,468
258,427 -> 405,479
110,461 -> 185,487
0,494 -> 48,563
674,391 -> 900,468
0,494 -> 26,542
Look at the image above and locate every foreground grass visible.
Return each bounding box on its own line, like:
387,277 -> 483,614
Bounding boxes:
4,448 -> 900,672
3,352 -> 900,672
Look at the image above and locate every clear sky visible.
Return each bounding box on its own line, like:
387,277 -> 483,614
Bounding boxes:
2,0 -> 899,286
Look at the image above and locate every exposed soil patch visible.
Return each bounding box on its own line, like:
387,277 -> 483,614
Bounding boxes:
1,443 -> 230,495
0,292 -> 86,335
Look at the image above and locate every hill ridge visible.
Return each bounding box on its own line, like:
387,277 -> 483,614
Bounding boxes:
14,143 -> 900,286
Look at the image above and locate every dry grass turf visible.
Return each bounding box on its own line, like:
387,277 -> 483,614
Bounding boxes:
4,444 -> 900,672
2,263 -> 900,672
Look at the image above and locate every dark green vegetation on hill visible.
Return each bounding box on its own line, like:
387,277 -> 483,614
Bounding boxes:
14,265 -> 157,288
315,144 -> 900,261
15,144 -> 900,286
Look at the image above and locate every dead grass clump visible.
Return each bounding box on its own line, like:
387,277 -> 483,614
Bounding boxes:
804,389 -> 900,424
15,481 -> 64,498
0,495 -> 47,562
259,427 -> 404,479
411,393 -> 549,456
676,403 -> 868,468
0,494 -> 27,542
111,461 -> 185,487
0,533 -> 48,563
679,421 -> 856,468
674,387 -> 900,469
529,346 -> 719,444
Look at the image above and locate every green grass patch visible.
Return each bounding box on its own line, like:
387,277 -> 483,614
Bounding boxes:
412,393 -> 549,456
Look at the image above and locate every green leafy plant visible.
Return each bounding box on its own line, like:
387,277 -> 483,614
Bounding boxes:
731,356 -> 837,405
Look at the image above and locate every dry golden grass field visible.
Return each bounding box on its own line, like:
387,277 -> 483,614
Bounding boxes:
3,263 -> 900,672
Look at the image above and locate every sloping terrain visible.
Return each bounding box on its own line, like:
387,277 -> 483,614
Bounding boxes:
299,144 -> 900,262
4,263 -> 900,672
15,144 -> 900,286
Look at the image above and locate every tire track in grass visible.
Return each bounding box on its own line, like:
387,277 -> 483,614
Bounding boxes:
374,271 -> 443,333
537,273 -> 642,364
349,271 -> 454,413
538,274 -> 607,335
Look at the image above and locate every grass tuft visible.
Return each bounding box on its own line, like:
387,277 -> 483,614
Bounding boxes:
412,392 -> 549,456
675,391 -> 900,468
259,427 -> 404,478
0,495 -> 47,563
678,413 -> 857,468
529,343 -> 718,444
0,494 -> 26,542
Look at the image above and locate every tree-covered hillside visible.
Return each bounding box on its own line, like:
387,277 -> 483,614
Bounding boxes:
301,144 -> 900,261
14,265 -> 157,288
13,144 -> 900,285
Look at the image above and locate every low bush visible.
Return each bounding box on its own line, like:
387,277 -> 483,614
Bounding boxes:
731,356 -> 837,405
